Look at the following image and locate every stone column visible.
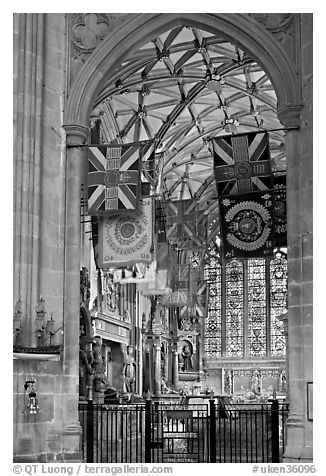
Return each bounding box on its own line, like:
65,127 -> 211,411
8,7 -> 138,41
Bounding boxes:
277,312 -> 289,397
153,344 -> 161,396
278,102 -> 312,461
172,350 -> 179,388
13,13 -> 44,345
62,124 -> 89,456
143,347 -> 151,394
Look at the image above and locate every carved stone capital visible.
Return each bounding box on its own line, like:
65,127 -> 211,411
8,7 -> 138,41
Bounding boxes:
277,104 -> 303,128
63,124 -> 89,145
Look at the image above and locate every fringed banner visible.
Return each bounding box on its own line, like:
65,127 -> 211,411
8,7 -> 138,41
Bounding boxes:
212,131 -> 272,196
86,143 -> 143,214
219,192 -> 274,258
98,197 -> 153,267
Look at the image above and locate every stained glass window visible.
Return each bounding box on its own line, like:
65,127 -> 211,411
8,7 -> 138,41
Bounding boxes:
247,259 -> 266,356
204,250 -> 287,359
204,242 -> 222,357
225,260 -> 244,357
270,252 -> 287,356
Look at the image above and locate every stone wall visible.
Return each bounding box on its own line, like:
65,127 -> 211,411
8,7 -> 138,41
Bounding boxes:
283,13 -> 313,462
13,13 -> 81,462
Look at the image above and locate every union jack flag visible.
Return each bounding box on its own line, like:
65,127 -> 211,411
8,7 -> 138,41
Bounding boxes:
212,132 -> 272,196
172,263 -> 190,290
180,280 -> 208,318
86,144 -> 142,214
190,279 -> 207,317
165,199 -> 203,246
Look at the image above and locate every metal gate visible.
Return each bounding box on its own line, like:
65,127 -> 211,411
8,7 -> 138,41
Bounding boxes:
79,398 -> 288,463
149,402 -> 209,463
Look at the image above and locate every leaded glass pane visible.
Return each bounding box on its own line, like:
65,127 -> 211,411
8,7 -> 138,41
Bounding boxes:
248,259 -> 267,356
204,246 -> 222,357
226,259 -> 244,356
270,253 -> 287,356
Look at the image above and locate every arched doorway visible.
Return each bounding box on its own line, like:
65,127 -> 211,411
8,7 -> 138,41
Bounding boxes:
63,13 -> 310,462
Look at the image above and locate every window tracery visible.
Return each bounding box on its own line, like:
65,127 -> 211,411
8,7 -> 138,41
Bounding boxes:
204,250 -> 287,358
204,242 -> 222,357
270,252 -> 287,356
226,260 -> 244,357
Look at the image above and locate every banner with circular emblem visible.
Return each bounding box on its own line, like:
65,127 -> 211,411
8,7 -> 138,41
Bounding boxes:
219,192 -> 274,258
98,197 -> 153,267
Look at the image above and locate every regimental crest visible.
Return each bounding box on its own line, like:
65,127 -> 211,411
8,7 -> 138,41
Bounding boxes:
98,197 -> 153,267
86,144 -> 142,214
220,192 -> 274,258
212,132 -> 272,196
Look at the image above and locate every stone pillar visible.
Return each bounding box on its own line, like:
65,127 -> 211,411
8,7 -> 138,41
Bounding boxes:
277,312 -> 289,397
62,124 -> 89,457
143,347 -> 151,394
278,98 -> 312,461
13,13 -> 44,345
153,344 -> 161,396
172,350 -> 179,388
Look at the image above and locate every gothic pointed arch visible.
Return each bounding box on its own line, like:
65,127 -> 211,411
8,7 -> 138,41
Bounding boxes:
64,13 -> 301,130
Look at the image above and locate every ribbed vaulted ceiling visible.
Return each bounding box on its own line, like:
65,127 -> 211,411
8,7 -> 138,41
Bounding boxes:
90,25 -> 286,219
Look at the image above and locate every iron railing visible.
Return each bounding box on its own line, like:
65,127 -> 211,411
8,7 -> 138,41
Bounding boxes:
79,398 -> 289,463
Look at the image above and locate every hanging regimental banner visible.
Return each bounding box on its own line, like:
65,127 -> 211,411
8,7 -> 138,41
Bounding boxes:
212,131 -> 272,196
273,174 -> 287,248
164,199 -> 203,247
189,279 -> 208,317
219,192 -> 274,258
98,197 -> 153,267
172,263 -> 190,290
86,143 -> 143,214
